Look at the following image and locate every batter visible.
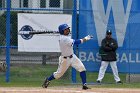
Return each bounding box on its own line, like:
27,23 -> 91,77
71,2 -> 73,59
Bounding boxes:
42,24 -> 93,90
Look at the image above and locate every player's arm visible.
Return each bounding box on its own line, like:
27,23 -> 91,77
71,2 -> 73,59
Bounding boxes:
73,39 -> 82,45
109,39 -> 118,51
74,35 -> 93,45
102,39 -> 112,51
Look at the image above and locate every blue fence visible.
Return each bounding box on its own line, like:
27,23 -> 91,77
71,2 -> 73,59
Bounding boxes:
72,0 -> 140,83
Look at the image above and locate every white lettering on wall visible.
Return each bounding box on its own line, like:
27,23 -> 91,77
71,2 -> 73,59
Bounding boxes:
91,0 -> 132,46
79,52 -> 140,63
120,53 -> 128,62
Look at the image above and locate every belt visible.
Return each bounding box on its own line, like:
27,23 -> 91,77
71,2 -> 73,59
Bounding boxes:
63,55 -> 73,59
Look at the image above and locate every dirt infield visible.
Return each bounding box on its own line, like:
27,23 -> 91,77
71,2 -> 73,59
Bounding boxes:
0,87 -> 140,93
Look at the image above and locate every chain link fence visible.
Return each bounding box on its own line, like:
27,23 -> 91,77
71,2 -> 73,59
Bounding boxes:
0,0 -> 74,85
0,0 -> 73,64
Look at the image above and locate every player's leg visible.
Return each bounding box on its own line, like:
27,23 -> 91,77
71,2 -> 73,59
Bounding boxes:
42,56 -> 70,88
97,61 -> 109,83
110,61 -> 122,83
71,54 -> 90,90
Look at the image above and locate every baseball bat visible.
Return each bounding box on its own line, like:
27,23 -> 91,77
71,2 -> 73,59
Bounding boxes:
29,31 -> 59,34
18,31 -> 59,35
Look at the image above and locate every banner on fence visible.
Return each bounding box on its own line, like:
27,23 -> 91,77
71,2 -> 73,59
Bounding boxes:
78,0 -> 140,73
18,13 -> 72,52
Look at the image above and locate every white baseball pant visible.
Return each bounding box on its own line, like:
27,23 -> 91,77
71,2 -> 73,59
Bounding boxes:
97,61 -> 121,82
53,54 -> 86,79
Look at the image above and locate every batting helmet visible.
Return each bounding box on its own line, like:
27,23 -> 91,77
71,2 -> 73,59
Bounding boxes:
58,24 -> 70,35
106,29 -> 112,35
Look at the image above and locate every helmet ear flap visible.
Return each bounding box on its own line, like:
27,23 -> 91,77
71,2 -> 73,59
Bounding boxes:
59,30 -> 64,35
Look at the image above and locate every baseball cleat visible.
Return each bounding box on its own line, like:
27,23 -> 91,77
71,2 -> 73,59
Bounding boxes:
82,84 -> 91,90
116,81 -> 123,84
42,80 -> 50,88
96,80 -> 101,84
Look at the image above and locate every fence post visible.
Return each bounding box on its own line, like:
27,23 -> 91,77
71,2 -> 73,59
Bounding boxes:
6,0 -> 11,82
72,0 -> 77,83
42,54 -> 46,65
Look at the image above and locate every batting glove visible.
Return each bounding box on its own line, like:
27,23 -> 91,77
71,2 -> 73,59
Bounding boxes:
84,35 -> 93,40
82,35 -> 93,42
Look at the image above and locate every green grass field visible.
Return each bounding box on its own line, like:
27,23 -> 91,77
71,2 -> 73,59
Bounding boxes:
0,64 -> 140,88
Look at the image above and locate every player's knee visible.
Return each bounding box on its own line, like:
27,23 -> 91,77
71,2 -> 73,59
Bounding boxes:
53,72 -> 64,79
78,66 -> 86,72
54,74 -> 62,79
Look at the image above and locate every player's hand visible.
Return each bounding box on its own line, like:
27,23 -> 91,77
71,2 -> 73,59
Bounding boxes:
84,35 -> 93,40
106,42 -> 113,47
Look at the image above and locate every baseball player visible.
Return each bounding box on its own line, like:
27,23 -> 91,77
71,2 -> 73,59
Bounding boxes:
42,24 -> 92,90
97,30 -> 122,84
